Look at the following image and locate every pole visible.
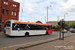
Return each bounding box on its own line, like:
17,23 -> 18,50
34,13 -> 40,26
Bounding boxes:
62,32 -> 64,40
45,16 -> 46,24
64,14 -> 65,21
64,13 -> 67,21
57,16 -> 59,22
59,21 -> 61,39
62,19 -> 65,40
21,11 -> 22,21
21,8 -> 23,21
60,30 -> 61,39
47,7 -> 48,23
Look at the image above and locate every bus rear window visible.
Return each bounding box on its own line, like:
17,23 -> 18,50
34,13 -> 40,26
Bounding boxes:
46,26 -> 52,30
4,21 -> 11,27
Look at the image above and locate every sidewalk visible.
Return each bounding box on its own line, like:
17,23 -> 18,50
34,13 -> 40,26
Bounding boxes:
19,34 -> 75,50
0,34 -> 75,50
0,32 -> 3,33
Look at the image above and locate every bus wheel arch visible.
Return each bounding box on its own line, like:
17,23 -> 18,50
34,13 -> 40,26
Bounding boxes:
46,32 -> 48,35
25,32 -> 29,37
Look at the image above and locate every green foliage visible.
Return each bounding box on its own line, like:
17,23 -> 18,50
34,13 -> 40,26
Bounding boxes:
52,25 -> 60,31
53,22 -> 75,31
56,25 -> 60,30
70,22 -> 75,29
52,26 -> 56,29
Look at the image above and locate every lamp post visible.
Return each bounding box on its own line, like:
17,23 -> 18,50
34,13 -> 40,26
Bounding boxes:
45,16 -> 46,24
64,13 -> 67,21
21,8 -> 23,21
57,16 -> 59,22
47,5 -> 52,23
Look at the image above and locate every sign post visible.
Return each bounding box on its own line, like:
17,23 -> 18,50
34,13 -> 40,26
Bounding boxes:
58,19 -> 65,40
62,19 -> 65,40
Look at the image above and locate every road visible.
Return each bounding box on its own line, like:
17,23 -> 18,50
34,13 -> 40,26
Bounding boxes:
0,31 -> 74,48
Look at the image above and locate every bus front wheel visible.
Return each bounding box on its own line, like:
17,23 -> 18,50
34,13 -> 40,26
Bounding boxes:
25,32 -> 29,37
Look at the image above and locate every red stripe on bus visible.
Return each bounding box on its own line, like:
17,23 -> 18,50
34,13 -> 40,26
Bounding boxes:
46,30 -> 53,34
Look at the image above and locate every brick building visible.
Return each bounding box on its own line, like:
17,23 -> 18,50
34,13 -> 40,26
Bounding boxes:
0,0 -> 20,32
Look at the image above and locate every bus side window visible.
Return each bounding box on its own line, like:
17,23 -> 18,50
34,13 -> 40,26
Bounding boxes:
41,26 -> 45,30
50,26 -> 52,30
46,27 -> 48,30
29,25 -> 34,30
15,25 -> 19,30
13,24 -> 19,30
25,24 -> 30,30
47,26 -> 52,30
23,24 -> 26,30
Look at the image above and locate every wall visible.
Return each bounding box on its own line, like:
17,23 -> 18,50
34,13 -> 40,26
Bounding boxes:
0,0 -> 20,31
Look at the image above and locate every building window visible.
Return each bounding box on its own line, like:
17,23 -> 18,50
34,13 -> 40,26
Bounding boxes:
2,9 -> 4,14
4,1 -> 8,5
13,4 -> 16,7
14,12 -> 16,16
5,20 -> 7,22
2,20 -> 4,23
6,10 -> 8,15
12,11 -> 13,16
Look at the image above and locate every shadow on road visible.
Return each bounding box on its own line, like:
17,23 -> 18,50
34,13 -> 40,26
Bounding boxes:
6,34 -> 51,38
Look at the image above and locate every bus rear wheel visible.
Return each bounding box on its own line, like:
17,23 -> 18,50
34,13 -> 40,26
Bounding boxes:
46,32 -> 48,35
25,33 -> 29,37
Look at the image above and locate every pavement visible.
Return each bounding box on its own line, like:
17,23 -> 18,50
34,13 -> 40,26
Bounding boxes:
0,33 -> 75,50
0,32 -> 3,33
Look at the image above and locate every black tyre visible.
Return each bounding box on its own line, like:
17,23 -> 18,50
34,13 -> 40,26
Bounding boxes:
46,32 -> 48,35
25,33 -> 29,37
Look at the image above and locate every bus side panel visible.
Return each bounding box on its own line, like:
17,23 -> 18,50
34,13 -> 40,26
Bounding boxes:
46,30 -> 53,34
34,30 -> 46,35
11,31 -> 24,36
11,30 -> 36,36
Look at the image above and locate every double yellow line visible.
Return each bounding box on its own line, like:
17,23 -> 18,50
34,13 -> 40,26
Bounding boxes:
0,37 -> 58,50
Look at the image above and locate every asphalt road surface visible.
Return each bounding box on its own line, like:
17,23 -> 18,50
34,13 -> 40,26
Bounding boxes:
0,31 -> 74,48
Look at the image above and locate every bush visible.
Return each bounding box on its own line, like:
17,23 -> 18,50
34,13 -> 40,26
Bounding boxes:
55,25 -> 60,30
53,26 -> 56,29
70,22 -> 75,29
52,25 -> 60,31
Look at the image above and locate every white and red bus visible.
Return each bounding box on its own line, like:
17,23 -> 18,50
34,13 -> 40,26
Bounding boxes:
4,20 -> 52,36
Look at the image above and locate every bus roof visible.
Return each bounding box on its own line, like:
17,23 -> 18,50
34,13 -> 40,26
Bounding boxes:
14,21 -> 52,26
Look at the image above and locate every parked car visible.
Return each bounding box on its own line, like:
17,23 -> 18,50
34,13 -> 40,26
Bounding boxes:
69,28 -> 74,32
62,29 -> 68,33
71,29 -> 75,33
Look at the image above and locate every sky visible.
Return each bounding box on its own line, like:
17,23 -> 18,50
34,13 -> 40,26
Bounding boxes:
14,0 -> 75,23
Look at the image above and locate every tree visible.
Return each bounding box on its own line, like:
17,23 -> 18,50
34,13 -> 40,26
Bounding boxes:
52,26 -> 56,29
55,25 -> 60,31
70,22 -> 75,29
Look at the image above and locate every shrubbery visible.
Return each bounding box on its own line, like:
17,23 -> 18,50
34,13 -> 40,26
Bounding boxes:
52,22 -> 75,31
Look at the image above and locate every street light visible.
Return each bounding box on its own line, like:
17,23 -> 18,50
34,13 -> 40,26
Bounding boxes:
64,13 -> 68,21
47,5 -> 52,23
45,16 -> 46,24
57,16 -> 59,22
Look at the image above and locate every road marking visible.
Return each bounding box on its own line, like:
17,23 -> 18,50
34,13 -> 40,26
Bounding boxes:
0,37 -> 58,50
0,48 -> 3,50
0,40 -> 45,49
0,34 -> 75,50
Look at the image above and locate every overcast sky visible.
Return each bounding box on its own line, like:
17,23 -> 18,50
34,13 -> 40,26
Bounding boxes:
14,0 -> 75,23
